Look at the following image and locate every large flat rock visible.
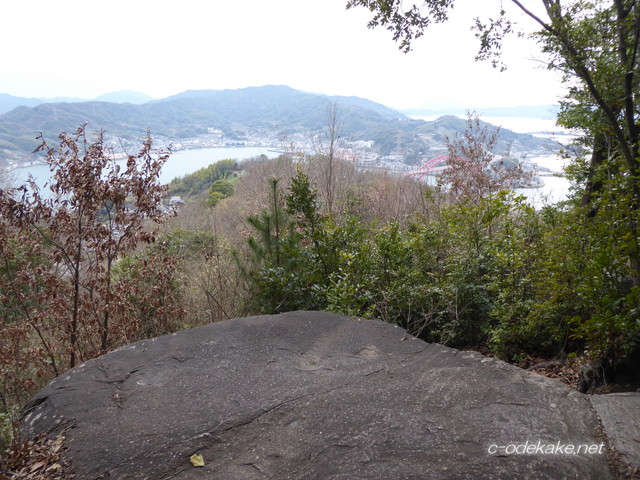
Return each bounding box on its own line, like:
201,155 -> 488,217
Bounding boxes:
590,392 -> 640,471
21,311 -> 611,479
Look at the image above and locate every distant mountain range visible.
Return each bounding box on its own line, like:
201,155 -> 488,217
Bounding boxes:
0,86 -> 560,163
0,93 -> 84,114
414,115 -> 557,154
402,105 -> 560,120
94,90 -> 156,105
0,90 -> 154,115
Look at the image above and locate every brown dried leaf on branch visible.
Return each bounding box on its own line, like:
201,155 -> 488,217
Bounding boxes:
0,124 -> 183,458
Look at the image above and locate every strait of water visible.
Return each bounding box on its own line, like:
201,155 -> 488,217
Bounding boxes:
10,146 -> 277,192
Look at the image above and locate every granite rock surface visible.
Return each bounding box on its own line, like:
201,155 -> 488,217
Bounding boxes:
21,311 -> 612,479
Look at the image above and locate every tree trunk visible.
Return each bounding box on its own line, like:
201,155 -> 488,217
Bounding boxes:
581,133 -> 606,215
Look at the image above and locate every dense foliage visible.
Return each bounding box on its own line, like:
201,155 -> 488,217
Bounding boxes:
167,159 -> 240,206
238,167 -> 639,362
348,0 -> 640,284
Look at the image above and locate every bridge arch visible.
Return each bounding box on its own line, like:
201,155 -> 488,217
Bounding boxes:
409,154 -> 450,179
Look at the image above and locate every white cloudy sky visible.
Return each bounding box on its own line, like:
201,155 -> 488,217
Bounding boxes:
0,0 -> 564,109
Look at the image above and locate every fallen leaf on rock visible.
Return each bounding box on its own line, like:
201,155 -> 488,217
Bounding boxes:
1,425 -> 73,479
190,454 -> 205,467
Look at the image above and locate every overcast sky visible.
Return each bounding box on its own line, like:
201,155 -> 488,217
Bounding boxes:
0,0 -> 564,110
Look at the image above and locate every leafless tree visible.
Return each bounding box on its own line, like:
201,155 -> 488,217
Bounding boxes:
313,100 -> 344,215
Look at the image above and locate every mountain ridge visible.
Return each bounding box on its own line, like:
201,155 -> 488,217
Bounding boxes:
403,105 -> 560,120
0,86 -> 560,164
415,115 -> 559,154
0,86 -> 421,157
0,90 -> 153,115
94,90 -> 156,104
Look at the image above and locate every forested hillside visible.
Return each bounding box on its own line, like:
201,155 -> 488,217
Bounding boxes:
0,86 -> 417,153
0,86 -> 556,162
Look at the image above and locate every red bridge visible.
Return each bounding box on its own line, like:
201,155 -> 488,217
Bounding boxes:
409,155 -> 450,179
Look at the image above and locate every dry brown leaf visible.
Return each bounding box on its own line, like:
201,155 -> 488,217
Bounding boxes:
30,461 -> 47,472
